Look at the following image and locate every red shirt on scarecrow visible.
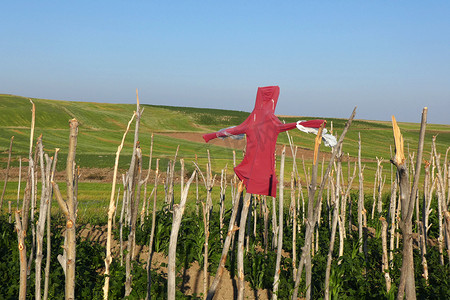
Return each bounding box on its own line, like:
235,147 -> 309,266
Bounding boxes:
203,86 -> 326,197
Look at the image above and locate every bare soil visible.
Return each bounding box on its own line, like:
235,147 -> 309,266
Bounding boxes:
1,130 -> 366,185
78,224 -> 271,299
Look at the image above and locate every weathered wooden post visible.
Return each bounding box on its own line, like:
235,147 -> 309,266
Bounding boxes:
15,99 -> 36,300
273,145 -> 286,299
391,108 -> 427,300
0,135 -> 14,210
206,182 -> 243,300
52,118 -> 79,300
167,167 -> 196,300
103,112 -> 135,300
146,158 -> 160,300
292,107 -> 356,300
35,137 -> 56,300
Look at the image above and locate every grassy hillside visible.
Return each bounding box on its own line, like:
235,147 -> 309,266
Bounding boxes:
0,93 -> 449,218
1,94 -> 449,176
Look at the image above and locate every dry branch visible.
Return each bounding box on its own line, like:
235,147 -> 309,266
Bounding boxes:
292,107 -> 356,300
0,135 -> 14,210
391,108 -> 427,300
273,145 -> 286,300
52,118 -> 79,300
167,168 -> 196,300
237,192 -> 252,300
206,182 -> 243,300
324,145 -> 343,300
125,92 -> 144,296
146,159 -> 160,300
15,99 -> 36,300
43,149 -> 59,300
35,137 -> 55,300
103,111 -> 135,300
380,217 -> 392,292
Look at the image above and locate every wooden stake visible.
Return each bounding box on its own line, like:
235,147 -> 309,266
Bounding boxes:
0,136 -> 14,210
392,108 -> 427,300
146,159 -> 160,300
35,137 -> 55,300
103,112 -> 135,300
292,107 -> 356,300
237,192 -> 252,300
167,169 -> 196,300
273,145 -> 286,300
16,99 -> 36,300
380,217 -> 392,292
43,149 -> 58,300
52,118 -> 79,300
206,182 -> 243,300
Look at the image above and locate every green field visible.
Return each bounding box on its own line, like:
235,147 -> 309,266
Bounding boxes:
1,94 -> 449,218
1,94 -> 450,299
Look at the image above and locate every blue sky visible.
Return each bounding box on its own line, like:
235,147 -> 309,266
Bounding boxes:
1,1 -> 449,124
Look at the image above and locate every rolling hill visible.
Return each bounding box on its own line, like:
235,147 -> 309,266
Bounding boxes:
0,94 -> 449,176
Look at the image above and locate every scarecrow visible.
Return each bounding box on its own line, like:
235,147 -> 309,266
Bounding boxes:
203,86 -> 336,197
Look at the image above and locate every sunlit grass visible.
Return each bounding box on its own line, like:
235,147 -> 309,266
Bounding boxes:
1,93 -> 449,224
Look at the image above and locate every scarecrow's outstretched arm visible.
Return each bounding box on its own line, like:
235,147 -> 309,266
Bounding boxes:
277,119 -> 326,133
203,121 -> 247,143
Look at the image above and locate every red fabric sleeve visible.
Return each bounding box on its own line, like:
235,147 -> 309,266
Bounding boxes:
277,122 -> 297,133
202,121 -> 248,143
298,119 -> 326,128
203,132 -> 219,142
